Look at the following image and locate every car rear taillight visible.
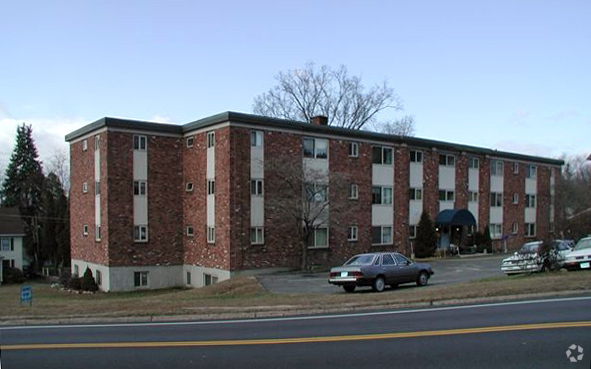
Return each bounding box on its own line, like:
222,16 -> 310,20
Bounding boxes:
350,271 -> 363,278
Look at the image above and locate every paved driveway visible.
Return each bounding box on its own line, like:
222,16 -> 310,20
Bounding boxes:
257,255 -> 506,294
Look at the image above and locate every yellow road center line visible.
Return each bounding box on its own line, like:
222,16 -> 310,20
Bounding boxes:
3,321 -> 591,351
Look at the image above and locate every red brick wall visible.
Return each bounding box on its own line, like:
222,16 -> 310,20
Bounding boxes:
423,149 -> 439,222
455,154 -> 468,209
503,161 -> 525,251
479,156 -> 491,230
537,165 -> 551,241
394,146 -> 410,252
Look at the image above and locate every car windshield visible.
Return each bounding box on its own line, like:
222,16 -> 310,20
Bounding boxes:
552,241 -> 570,251
520,242 -> 540,253
574,238 -> 591,251
345,255 -> 376,265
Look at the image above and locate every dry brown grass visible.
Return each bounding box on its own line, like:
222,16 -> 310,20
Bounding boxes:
1,272 -> 590,323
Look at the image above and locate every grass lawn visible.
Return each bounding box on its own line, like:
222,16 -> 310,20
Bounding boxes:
1,271 -> 590,323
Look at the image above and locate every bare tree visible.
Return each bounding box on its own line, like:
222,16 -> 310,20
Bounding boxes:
375,115 -> 416,137
46,148 -> 70,194
557,154 -> 591,239
265,154 -> 350,270
253,62 -> 402,130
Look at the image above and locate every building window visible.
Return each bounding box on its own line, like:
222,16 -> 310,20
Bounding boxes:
349,184 -> 358,199
348,142 -> 359,157
439,190 -> 455,202
133,180 -> 147,196
95,225 -> 101,241
207,131 -> 215,148
204,274 -> 218,286
251,131 -> 263,147
82,139 -> 88,151
469,191 -> 478,202
250,227 -> 264,244
207,226 -> 215,243
525,194 -> 536,208
251,179 -> 263,196
83,182 -> 88,193
186,226 -> 194,237
409,188 -> 423,201
303,138 -> 328,159
525,223 -> 536,237
186,137 -> 194,148
347,226 -> 358,241
372,226 -> 392,245
511,222 -> 519,235
186,272 -> 191,285
372,146 -> 393,165
526,165 -> 537,179
95,181 -> 100,195
512,162 -> 519,174
133,135 -> 147,151
134,225 -> 148,242
490,192 -> 503,207
134,271 -> 148,287
95,270 -> 102,286
549,222 -> 555,233
305,183 -> 328,202
308,227 -> 328,248
409,225 -> 417,239
74,265 -> 79,276
489,224 -> 502,239
207,180 -> 215,195
439,154 -> 455,167
490,160 -> 504,176
186,182 -> 194,192
94,135 -> 100,151
410,150 -> 423,163
372,186 -> 392,205
83,224 -> 88,236
1,238 -> 13,251
512,193 -> 519,204
468,157 -> 479,169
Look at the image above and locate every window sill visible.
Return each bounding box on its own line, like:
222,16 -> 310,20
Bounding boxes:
134,240 -> 149,243
371,243 -> 393,246
307,246 -> 329,250
250,243 -> 264,246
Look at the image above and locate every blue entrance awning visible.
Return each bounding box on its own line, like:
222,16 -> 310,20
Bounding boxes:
435,209 -> 477,227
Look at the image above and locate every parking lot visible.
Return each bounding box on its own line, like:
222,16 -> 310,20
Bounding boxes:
257,255 -> 506,294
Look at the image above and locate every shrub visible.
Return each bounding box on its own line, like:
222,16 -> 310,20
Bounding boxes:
59,269 -> 72,288
4,267 -> 25,284
81,267 -> 98,292
69,276 -> 81,290
415,212 -> 437,258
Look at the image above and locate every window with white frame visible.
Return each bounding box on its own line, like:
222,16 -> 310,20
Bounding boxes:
83,182 -> 88,193
469,191 -> 478,202
95,270 -> 102,286
410,150 -> 423,163
439,190 -> 455,202
82,139 -> 88,151
439,154 -> 455,167
251,131 -> 263,147
134,271 -> 148,287
74,265 -> 79,276
134,225 -> 148,242
186,137 -> 194,148
512,193 -> 519,204
409,225 -> 417,239
94,135 -> 100,151
372,146 -> 393,165
186,182 -> 194,192
186,226 -> 194,237
305,183 -> 327,202
83,224 -> 88,236
526,165 -> 537,179
511,222 -> 518,235
372,186 -> 392,205
409,188 -> 423,201
95,225 -> 101,241
468,157 -> 479,169
207,180 -> 215,195
1,238 -> 14,251
490,160 -> 504,176
207,131 -> 215,148
347,226 -> 358,241
525,223 -> 536,237
490,192 -> 503,207
489,224 -> 502,239
207,226 -> 215,243
371,226 -> 392,245
512,162 -> 519,174
308,227 -> 328,248
133,135 -> 147,151
251,179 -> 263,196
349,184 -> 358,199
133,180 -> 147,196
303,138 -> 328,159
95,181 -> 100,195
525,194 -> 536,208
250,227 -> 264,244
348,142 -> 359,157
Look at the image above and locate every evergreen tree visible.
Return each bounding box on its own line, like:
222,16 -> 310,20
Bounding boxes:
0,124 -> 45,270
81,267 -> 98,292
41,173 -> 70,268
415,212 -> 437,258
482,226 -> 492,253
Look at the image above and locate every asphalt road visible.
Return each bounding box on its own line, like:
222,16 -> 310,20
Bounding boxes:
1,296 -> 590,369
258,255 -> 506,294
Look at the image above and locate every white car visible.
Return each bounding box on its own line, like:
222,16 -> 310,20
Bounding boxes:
500,240 -> 572,275
564,237 -> 591,271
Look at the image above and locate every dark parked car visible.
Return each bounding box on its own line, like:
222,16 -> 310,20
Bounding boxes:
328,252 -> 434,293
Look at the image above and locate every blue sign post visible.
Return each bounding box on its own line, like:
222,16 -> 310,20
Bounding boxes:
20,285 -> 32,306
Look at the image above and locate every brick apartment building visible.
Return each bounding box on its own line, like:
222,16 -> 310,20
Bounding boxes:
66,112 -> 562,291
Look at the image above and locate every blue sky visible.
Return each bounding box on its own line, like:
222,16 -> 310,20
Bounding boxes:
1,0 -> 590,169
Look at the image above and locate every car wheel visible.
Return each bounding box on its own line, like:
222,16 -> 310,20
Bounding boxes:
416,271 -> 429,287
343,285 -> 356,293
372,276 -> 385,292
